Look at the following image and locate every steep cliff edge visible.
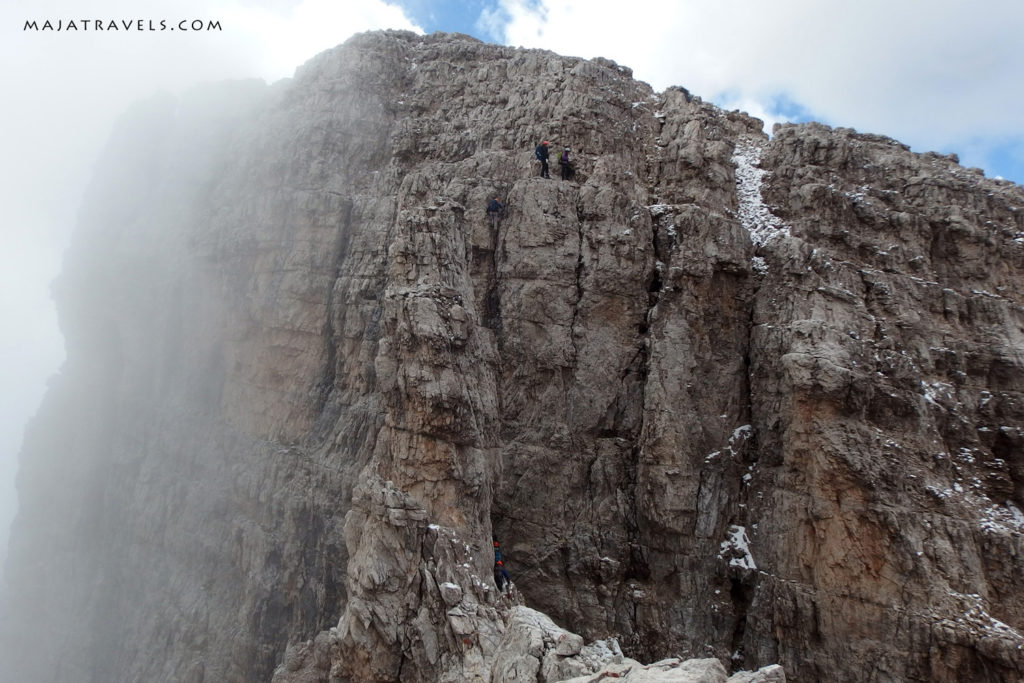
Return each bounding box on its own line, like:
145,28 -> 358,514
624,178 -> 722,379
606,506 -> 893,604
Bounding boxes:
3,30 -> 1024,682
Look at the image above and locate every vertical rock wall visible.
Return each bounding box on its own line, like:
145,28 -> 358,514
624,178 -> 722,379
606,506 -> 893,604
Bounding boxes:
3,30 -> 1024,682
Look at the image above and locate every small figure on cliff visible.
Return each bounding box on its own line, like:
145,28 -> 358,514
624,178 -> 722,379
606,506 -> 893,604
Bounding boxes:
494,560 -> 511,594
535,141 -> 550,178
486,196 -> 503,230
493,537 -> 511,594
559,146 -> 574,181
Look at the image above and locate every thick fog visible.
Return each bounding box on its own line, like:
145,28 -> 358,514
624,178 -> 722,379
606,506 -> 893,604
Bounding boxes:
0,0 -> 421,572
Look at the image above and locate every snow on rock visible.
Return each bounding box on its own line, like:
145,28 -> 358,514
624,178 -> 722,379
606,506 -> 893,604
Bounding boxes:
730,425 -> 753,446
920,380 -> 955,407
941,593 -> 1024,651
719,525 -> 757,571
704,425 -> 754,462
979,501 -> 1024,536
732,139 -> 790,248
439,581 -> 463,607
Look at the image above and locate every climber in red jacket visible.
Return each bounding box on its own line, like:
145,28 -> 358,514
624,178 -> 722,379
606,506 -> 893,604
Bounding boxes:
493,537 -> 511,593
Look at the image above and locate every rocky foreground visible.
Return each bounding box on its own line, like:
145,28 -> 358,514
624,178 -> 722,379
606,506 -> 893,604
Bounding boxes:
276,605 -> 786,682
3,30 -> 1024,682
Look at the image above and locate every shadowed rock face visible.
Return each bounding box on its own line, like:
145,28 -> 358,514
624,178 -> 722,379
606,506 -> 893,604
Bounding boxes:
3,29 -> 1024,683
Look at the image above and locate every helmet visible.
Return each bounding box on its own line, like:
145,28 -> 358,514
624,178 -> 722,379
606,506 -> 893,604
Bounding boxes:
496,560 -> 503,566
542,140 -> 548,145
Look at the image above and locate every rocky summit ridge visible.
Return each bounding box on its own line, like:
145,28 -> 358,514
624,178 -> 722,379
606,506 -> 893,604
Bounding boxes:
3,29 -> 1024,682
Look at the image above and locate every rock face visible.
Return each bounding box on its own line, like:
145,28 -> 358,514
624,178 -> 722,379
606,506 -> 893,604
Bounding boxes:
3,29 -> 1024,682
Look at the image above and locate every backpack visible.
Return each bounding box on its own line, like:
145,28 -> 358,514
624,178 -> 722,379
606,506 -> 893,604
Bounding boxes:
535,145 -> 545,160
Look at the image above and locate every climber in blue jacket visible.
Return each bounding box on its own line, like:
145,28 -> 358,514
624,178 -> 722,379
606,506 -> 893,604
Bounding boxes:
535,141 -> 550,178
493,536 -> 511,592
486,196 -> 503,230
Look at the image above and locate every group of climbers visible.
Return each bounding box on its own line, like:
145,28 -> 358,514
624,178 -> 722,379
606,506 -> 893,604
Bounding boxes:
535,140 -> 574,180
485,140 -> 576,229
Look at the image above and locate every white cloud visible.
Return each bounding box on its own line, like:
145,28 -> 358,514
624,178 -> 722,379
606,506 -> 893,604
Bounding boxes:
495,0 -> 1024,156
476,3 -> 511,42
220,0 -> 422,81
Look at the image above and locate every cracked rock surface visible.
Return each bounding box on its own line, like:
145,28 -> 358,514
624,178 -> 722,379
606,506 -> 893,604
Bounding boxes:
3,30 -> 1024,682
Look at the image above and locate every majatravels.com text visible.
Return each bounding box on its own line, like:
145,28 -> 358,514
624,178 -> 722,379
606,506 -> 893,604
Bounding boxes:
24,19 -> 222,32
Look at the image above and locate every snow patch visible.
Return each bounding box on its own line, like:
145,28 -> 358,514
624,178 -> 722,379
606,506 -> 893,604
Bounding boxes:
719,525 -> 757,570
730,424 -> 753,445
925,484 -> 952,500
732,139 -> 790,247
980,501 -> 1024,536
704,425 -> 753,462
921,380 -> 954,406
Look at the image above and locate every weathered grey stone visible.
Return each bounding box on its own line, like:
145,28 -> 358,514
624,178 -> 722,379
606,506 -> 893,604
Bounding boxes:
560,656 -> 729,683
727,664 -> 786,683
440,581 -> 464,607
555,631 -> 585,656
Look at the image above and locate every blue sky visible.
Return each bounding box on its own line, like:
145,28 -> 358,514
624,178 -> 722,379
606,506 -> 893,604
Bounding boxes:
396,0 -> 495,36
1,0 -> 1023,561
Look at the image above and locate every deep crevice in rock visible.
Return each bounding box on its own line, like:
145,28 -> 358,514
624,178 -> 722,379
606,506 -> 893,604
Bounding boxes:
569,190 -> 587,365
312,198 -> 355,428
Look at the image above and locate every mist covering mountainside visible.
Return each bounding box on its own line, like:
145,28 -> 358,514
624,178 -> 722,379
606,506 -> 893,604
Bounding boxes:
3,30 -> 1024,682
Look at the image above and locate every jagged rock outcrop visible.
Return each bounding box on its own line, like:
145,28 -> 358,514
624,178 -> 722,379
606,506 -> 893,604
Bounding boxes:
3,29 -> 1024,682
274,605 -> 786,683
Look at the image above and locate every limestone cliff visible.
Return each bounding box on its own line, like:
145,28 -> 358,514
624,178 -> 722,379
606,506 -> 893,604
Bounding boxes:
3,30 -> 1024,682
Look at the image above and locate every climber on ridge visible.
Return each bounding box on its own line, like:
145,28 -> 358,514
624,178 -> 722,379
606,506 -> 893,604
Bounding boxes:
486,196 -> 503,230
493,536 -> 511,594
559,146 -> 574,181
535,140 -> 550,178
